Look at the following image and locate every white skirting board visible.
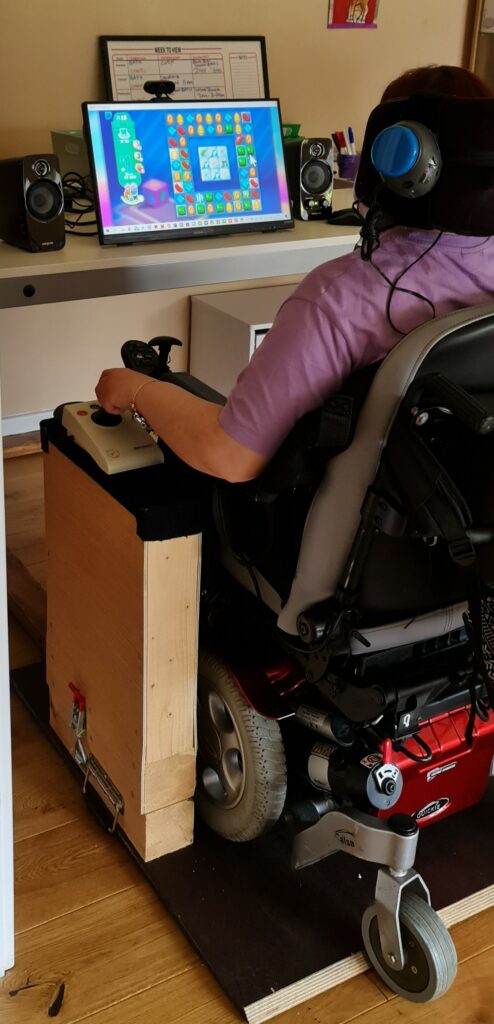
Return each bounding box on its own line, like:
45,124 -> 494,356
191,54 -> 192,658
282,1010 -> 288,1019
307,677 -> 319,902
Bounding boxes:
2,409 -> 52,437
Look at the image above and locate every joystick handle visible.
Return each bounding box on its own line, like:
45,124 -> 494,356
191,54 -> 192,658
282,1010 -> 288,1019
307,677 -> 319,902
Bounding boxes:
91,408 -> 122,427
149,336 -> 183,375
121,337 -> 183,377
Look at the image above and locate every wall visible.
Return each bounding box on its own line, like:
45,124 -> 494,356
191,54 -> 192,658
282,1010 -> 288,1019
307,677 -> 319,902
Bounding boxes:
0,0 -> 477,426
1,0 -> 476,158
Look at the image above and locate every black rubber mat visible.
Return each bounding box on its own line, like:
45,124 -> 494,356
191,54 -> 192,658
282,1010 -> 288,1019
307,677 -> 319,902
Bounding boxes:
11,662 -> 494,1022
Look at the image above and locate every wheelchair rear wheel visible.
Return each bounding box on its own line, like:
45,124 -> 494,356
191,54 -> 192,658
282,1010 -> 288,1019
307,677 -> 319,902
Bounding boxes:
196,650 -> 287,841
361,891 -> 457,1002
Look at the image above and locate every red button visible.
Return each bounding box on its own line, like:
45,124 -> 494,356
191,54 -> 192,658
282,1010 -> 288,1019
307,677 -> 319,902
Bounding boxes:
77,410 -> 88,416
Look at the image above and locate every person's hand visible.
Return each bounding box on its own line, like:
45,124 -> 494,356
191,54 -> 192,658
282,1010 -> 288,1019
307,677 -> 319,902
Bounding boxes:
95,368 -> 148,414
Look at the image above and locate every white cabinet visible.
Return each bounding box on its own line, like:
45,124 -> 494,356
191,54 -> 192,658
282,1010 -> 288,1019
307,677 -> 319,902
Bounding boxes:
0,394 -> 14,976
190,284 -> 295,396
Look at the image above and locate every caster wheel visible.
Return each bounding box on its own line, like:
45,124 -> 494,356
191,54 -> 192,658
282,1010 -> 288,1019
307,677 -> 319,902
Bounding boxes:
362,892 -> 457,1002
196,650 -> 287,841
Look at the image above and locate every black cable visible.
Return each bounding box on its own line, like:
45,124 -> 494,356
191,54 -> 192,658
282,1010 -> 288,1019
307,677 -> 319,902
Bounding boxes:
62,170 -> 98,235
358,188 -> 444,334
368,230 -> 443,335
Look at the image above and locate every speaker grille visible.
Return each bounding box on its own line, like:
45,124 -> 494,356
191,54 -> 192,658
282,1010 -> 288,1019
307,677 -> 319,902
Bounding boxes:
26,179 -> 63,221
301,159 -> 332,195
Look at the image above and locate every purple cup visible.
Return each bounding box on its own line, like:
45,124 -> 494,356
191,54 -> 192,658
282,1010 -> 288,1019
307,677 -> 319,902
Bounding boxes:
337,153 -> 360,181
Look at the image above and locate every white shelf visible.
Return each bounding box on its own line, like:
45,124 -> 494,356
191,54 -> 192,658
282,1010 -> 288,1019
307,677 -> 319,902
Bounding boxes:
0,189 -> 359,308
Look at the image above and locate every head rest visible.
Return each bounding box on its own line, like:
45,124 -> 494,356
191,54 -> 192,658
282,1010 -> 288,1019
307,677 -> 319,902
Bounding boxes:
355,94 -> 494,235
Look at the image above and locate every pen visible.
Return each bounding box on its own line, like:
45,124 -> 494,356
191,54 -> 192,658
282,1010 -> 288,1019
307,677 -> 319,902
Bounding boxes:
348,126 -> 356,155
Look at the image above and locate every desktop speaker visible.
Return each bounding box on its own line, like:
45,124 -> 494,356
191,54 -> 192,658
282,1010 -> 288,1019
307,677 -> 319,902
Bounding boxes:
283,138 -> 334,220
0,154 -> 65,252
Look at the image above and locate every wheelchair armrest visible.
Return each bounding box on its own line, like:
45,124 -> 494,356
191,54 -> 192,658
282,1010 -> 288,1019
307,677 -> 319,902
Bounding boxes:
158,370 -> 226,406
121,336 -> 226,405
246,393 -> 357,500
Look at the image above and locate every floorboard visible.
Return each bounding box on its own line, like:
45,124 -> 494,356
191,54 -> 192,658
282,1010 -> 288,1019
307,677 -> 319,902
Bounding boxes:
2,885 -> 198,1024
14,816 -> 141,934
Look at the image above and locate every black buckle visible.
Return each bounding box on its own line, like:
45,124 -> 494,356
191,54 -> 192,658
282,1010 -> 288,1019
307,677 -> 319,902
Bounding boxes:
448,536 -> 476,567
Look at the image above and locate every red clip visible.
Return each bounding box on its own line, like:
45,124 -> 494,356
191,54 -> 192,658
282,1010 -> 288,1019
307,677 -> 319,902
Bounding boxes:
382,738 -> 393,764
68,682 -> 86,712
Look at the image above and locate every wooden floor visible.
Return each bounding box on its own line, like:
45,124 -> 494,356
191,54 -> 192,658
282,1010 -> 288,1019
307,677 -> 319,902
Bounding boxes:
3,615 -> 494,1024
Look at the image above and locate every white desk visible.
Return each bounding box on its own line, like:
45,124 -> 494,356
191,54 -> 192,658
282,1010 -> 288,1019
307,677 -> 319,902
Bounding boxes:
0,201 -> 359,432
0,215 -> 359,308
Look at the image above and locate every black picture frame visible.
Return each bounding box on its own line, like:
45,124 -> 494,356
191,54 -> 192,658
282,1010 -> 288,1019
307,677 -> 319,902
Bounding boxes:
100,36 -> 270,103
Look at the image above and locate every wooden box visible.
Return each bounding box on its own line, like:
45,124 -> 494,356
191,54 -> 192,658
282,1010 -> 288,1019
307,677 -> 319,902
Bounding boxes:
43,434 -> 204,861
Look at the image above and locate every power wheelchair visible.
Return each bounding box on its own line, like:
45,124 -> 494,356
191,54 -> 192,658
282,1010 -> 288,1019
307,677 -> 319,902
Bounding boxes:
120,302 -> 494,1003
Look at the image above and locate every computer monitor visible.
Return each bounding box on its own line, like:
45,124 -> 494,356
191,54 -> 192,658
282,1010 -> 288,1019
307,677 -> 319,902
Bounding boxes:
83,99 -> 293,245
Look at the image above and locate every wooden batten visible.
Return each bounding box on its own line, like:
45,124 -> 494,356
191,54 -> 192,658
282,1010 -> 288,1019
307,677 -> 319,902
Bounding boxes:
3,440 -> 46,646
44,443 -> 201,860
143,534 -> 200,813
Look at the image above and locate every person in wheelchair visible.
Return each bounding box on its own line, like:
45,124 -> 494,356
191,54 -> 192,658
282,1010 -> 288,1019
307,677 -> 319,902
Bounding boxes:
96,66 -> 494,1003
96,64 -> 493,484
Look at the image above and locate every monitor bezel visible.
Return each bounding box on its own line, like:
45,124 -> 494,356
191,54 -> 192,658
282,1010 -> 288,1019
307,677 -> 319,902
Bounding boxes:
82,98 -> 294,247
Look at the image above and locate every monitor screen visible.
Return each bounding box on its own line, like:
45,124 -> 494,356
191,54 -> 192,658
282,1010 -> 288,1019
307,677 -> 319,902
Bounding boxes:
83,99 -> 293,245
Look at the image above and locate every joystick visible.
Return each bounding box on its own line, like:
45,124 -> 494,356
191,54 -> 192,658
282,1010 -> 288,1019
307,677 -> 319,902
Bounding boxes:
121,336 -> 183,377
59,402 -> 164,474
91,408 -> 122,427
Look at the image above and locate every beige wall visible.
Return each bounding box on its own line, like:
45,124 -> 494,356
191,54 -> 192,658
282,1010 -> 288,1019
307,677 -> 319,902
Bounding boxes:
2,0 -> 475,159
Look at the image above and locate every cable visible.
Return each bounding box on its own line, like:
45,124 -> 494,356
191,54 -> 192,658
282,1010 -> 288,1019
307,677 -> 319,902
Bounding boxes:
358,188 -> 443,334
369,230 -> 443,335
62,170 -> 98,236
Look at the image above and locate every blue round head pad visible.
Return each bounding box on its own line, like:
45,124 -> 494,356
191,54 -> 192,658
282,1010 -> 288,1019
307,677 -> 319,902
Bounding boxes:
371,125 -> 420,178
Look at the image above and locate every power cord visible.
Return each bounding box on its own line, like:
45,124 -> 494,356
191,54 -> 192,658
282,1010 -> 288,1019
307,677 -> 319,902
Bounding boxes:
62,171 -> 98,236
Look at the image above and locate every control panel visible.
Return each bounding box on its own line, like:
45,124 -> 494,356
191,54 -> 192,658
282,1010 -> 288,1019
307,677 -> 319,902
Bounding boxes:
60,401 -> 164,474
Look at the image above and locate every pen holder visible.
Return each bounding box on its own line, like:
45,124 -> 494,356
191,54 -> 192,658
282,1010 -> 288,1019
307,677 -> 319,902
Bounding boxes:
337,153 -> 360,182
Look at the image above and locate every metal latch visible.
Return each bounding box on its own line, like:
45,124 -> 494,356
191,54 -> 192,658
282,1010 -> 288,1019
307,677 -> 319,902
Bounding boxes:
68,682 -> 86,739
68,683 -> 124,832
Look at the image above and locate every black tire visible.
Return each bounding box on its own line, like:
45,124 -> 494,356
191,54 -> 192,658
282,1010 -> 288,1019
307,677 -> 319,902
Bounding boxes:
195,649 -> 287,841
362,891 -> 457,1002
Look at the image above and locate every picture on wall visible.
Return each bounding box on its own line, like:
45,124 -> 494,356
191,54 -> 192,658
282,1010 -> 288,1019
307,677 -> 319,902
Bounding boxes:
481,0 -> 494,33
327,0 -> 379,28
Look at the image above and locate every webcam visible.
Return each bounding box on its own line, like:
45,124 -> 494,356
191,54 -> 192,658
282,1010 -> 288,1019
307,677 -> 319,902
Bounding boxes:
143,80 -> 176,102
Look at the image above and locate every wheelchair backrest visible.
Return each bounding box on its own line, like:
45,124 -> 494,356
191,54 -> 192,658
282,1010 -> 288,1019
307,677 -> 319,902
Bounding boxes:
277,303 -> 494,635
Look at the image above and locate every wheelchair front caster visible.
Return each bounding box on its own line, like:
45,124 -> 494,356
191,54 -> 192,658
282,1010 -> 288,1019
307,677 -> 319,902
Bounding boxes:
362,891 -> 457,1002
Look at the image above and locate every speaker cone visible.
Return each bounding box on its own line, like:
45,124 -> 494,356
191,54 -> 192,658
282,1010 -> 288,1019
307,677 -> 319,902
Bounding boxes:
26,179 -> 63,221
301,159 -> 332,195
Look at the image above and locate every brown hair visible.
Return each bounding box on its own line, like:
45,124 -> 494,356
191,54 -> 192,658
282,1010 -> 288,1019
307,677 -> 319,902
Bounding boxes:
381,64 -> 493,102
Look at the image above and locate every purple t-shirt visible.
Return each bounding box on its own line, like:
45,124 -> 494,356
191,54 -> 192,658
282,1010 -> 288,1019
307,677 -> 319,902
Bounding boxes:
219,229 -> 494,458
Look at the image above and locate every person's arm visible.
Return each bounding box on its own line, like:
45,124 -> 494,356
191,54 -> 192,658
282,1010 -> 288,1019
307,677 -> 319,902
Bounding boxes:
95,367 -> 268,482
